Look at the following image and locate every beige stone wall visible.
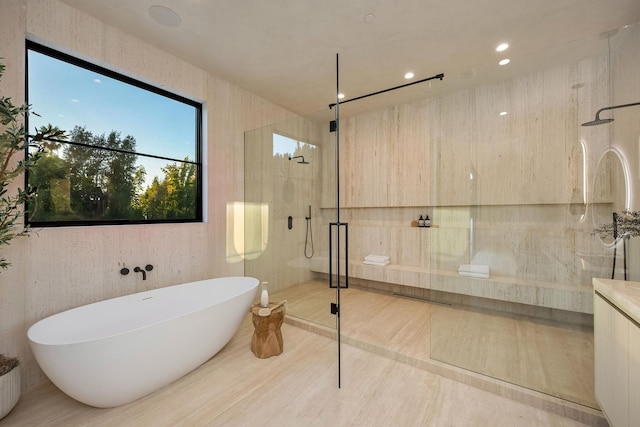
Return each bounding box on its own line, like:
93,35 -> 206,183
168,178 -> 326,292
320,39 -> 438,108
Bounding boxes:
0,0 -> 294,390
335,57 -> 610,208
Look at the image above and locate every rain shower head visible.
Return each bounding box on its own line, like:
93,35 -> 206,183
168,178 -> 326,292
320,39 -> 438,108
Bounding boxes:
289,155 -> 309,164
582,117 -> 614,126
582,101 -> 640,126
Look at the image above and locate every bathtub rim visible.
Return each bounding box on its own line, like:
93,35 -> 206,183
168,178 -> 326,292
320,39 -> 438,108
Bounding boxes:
27,276 -> 259,346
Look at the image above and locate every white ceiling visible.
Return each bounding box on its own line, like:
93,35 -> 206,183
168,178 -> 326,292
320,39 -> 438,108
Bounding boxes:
60,0 -> 640,118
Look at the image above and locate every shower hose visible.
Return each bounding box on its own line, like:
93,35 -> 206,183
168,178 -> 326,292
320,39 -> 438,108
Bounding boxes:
304,215 -> 314,259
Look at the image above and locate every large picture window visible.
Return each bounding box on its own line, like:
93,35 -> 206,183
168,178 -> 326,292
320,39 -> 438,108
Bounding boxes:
26,41 -> 203,226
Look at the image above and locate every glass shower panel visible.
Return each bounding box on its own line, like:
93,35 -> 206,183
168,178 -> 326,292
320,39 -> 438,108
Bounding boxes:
427,25 -> 631,409
244,111 -> 337,330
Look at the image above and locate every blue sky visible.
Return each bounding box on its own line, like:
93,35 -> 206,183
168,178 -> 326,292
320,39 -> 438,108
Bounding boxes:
27,49 -> 198,188
273,133 -> 316,157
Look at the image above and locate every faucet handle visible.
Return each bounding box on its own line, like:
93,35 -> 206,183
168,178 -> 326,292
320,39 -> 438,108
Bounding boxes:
120,267 -> 130,275
145,264 -> 154,272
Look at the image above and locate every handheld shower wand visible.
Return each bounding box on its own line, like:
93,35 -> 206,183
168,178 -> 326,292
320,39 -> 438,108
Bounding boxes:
304,205 -> 314,259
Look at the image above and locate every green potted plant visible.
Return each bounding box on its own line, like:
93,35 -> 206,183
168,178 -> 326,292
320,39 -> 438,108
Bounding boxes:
0,60 -> 65,420
1,63 -> 65,268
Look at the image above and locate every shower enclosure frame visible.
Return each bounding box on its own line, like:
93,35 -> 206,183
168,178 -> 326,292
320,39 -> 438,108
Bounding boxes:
330,53 -> 346,389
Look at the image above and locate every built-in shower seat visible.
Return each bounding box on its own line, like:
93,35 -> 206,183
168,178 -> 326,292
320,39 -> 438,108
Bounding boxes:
310,256 -> 593,315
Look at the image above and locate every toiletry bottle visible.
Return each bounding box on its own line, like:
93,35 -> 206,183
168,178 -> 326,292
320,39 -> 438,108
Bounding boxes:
260,282 -> 269,307
425,215 -> 431,227
418,215 -> 424,227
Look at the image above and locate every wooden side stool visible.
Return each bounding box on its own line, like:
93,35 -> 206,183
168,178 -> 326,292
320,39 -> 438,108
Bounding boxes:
251,302 -> 285,358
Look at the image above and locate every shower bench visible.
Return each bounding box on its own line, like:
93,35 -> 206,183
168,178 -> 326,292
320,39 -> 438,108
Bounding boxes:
310,256 -> 593,314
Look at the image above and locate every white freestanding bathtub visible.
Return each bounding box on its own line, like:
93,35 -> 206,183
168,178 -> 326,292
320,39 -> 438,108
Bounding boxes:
27,276 -> 259,408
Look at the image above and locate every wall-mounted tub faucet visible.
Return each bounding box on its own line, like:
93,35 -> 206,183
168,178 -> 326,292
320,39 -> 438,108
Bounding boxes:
133,264 -> 154,280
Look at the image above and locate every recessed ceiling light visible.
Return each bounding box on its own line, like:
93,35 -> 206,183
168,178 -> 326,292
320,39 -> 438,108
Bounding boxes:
149,5 -> 182,27
499,59 -> 510,66
338,93 -> 345,99
496,43 -> 509,52
404,72 -> 414,79
363,13 -> 376,23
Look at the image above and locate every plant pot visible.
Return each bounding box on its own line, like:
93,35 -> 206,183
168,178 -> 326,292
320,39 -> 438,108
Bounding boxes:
0,364 -> 20,420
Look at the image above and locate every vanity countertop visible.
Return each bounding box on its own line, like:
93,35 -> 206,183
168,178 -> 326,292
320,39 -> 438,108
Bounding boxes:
593,277 -> 640,324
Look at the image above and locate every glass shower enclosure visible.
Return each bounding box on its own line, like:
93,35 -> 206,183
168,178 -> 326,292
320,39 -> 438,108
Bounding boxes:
243,112 -> 340,329
243,20 -> 640,410
428,22 -> 639,409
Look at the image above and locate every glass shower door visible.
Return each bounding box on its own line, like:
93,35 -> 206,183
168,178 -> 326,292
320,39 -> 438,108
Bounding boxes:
243,117 -> 330,319
426,25 -> 633,408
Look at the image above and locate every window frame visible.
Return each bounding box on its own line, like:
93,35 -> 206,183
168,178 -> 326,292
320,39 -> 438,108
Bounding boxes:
25,40 -> 203,227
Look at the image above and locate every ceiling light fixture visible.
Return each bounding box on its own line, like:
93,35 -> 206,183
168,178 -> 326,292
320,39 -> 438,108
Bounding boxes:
404,72 -> 414,79
499,59 -> 510,66
149,5 -> 182,27
496,43 -> 509,52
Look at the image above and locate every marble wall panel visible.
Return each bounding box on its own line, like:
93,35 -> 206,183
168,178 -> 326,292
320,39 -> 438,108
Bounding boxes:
337,103 -> 433,207
334,55 -> 613,209
388,102 -> 431,206
431,91 -> 473,206
340,109 -> 393,207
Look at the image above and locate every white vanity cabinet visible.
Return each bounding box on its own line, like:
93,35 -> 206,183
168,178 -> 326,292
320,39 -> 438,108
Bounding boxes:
593,278 -> 640,427
594,291 -> 629,426
629,321 -> 640,427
